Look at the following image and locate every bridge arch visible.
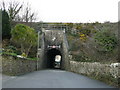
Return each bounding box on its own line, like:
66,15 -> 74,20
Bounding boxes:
45,48 -> 62,69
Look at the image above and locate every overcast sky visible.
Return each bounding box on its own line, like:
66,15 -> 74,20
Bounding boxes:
2,0 -> 120,23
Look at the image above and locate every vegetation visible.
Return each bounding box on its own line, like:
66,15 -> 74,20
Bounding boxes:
1,19 -> 118,62
67,22 -> 118,63
2,52 -> 17,57
94,30 -> 117,52
1,44 -> 37,60
0,10 -> 2,40
1,1 -> 37,28
67,22 -> 119,87
76,24 -> 92,36
2,9 -> 11,39
2,52 -> 37,61
1,1 -> 38,60
11,24 -> 37,57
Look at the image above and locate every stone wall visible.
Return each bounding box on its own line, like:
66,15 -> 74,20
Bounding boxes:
70,61 -> 119,87
2,55 -> 38,76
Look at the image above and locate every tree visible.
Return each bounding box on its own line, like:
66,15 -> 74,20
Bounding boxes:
0,1 -> 37,24
0,1 -> 6,10
2,9 -> 11,39
8,1 -> 23,27
0,1 -> 23,27
0,9 -> 2,41
11,24 -> 37,57
22,3 -> 37,23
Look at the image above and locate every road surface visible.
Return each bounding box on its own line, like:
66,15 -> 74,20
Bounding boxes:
2,69 -> 113,88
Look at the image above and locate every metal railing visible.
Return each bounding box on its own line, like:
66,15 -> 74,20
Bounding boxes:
40,23 -> 68,30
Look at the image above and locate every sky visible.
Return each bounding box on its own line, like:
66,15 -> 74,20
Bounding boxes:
1,0 -> 120,23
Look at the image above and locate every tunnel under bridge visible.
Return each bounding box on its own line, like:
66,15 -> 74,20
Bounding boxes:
37,29 -> 70,70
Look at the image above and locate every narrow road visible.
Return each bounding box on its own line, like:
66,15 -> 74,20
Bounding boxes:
2,69 -> 113,88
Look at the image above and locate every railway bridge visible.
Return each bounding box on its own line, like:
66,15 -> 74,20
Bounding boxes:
37,25 -> 70,70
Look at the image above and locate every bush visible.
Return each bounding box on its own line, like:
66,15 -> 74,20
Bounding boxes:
79,33 -> 87,41
72,53 -> 95,62
76,24 -> 92,36
11,24 -> 37,57
21,53 -> 27,57
94,30 -> 117,52
4,45 -> 16,53
80,29 -> 91,36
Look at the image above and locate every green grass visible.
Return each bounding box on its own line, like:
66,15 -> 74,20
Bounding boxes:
2,52 -> 17,56
2,52 -> 37,61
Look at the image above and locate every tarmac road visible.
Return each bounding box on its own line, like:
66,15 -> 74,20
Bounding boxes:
2,69 -> 113,88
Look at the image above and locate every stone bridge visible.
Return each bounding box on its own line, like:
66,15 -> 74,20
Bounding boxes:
37,28 -> 70,70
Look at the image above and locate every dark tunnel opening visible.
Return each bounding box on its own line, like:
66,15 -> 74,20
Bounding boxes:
46,48 -> 62,69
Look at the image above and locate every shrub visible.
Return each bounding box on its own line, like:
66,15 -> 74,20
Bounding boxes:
21,53 -> 27,57
94,30 -> 117,52
79,33 -> 87,41
11,24 -> 37,57
76,24 -> 92,36
80,29 -> 91,36
4,45 -> 16,53
72,53 -> 95,62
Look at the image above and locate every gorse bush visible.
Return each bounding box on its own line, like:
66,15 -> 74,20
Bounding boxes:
76,24 -> 92,36
94,30 -> 117,52
79,33 -> 87,41
79,29 -> 91,36
21,53 -> 27,57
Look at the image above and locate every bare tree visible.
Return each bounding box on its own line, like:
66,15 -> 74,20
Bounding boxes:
1,1 -> 5,10
22,3 -> 37,23
29,12 -> 37,22
14,14 -> 24,22
0,1 -> 5,10
8,1 -> 23,23
0,1 -> 37,23
0,1 -> 23,27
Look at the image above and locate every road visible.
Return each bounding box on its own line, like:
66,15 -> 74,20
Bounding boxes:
2,69 -> 113,88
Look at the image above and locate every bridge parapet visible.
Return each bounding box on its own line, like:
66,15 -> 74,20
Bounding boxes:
41,23 -> 68,30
